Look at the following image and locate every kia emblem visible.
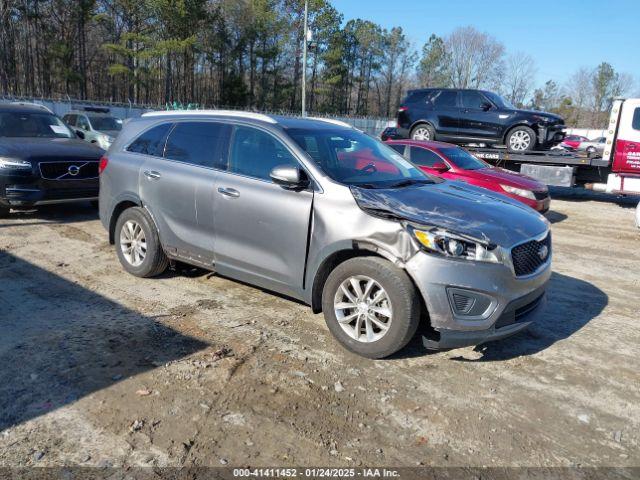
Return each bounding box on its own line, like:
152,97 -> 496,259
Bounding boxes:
538,245 -> 549,261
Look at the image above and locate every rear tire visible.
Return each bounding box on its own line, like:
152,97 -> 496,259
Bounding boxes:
114,207 -> 168,278
411,124 -> 436,142
506,126 -> 536,152
322,257 -> 421,359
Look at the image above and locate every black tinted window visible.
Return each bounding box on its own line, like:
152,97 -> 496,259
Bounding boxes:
229,126 -> 298,181
633,108 -> 640,131
164,121 -> 231,168
431,90 -> 458,108
127,123 -> 172,157
388,144 -> 406,156
460,91 -> 488,109
404,91 -> 428,104
409,147 -> 442,167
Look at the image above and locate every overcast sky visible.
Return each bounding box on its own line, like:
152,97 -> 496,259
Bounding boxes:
332,0 -> 639,89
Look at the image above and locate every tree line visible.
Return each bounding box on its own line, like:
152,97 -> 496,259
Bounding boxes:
1,1 -> 636,126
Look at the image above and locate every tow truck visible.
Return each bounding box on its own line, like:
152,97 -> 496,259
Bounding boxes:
466,98 -> 640,196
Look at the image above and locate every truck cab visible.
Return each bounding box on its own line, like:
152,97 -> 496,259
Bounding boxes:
596,98 -> 640,195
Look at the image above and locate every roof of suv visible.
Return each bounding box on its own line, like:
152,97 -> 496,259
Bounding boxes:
0,102 -> 54,114
141,110 -> 354,131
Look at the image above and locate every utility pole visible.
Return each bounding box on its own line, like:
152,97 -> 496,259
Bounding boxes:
301,0 -> 308,117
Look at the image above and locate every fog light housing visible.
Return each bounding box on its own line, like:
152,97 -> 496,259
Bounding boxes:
447,288 -> 496,320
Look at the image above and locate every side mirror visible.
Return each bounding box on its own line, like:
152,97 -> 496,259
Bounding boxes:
270,165 -> 310,190
75,129 -> 85,139
432,162 -> 449,173
481,102 -> 493,111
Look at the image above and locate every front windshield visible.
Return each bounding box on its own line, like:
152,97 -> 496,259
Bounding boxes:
0,112 -> 74,138
286,128 -> 431,188
484,91 -> 516,110
440,147 -> 489,170
88,115 -> 122,131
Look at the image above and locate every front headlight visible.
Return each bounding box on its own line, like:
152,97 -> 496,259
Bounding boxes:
408,225 -> 502,264
0,157 -> 32,170
98,134 -> 114,149
500,184 -> 536,200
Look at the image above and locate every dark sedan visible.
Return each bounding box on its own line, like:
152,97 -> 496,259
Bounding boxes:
0,103 -> 104,217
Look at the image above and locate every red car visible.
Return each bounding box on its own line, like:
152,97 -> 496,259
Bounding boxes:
559,134 -> 589,150
385,140 -> 551,213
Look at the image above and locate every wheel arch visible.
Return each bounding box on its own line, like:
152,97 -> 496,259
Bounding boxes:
410,120 -> 436,136
309,247 -> 394,314
502,122 -> 537,144
108,196 -> 142,244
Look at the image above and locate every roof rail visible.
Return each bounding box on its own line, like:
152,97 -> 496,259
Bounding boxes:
307,117 -> 354,129
142,109 -> 277,124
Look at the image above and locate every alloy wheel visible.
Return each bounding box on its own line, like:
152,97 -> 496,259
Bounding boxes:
412,127 -> 431,141
509,130 -> 531,151
120,220 -> 147,267
333,275 -> 393,343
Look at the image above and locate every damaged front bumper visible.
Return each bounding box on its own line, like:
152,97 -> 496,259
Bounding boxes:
537,123 -> 565,147
405,250 -> 551,350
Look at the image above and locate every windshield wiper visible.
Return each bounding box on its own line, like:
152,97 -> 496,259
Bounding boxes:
387,179 -> 431,189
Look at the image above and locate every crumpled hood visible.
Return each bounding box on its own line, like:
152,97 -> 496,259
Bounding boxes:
0,137 -> 104,160
351,180 -> 549,248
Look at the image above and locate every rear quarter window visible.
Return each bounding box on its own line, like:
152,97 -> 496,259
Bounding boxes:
127,123 -> 172,157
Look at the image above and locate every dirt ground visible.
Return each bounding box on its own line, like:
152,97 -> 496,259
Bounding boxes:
0,193 -> 638,471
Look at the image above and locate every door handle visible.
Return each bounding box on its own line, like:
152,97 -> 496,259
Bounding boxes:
144,170 -> 161,180
218,187 -> 240,198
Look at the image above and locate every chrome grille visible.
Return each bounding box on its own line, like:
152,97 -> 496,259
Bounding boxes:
511,233 -> 551,277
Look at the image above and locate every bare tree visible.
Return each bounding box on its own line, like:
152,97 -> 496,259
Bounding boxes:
502,52 -> 536,107
445,26 -> 505,89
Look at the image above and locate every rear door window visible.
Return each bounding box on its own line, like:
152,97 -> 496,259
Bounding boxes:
431,90 -> 458,108
164,121 -> 231,169
127,123 -> 172,157
409,147 -> 443,167
228,126 -> 298,181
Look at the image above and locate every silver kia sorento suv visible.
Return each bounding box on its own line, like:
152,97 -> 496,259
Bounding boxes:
99,110 -> 552,359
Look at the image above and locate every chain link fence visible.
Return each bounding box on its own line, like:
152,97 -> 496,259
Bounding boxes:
1,95 -> 393,137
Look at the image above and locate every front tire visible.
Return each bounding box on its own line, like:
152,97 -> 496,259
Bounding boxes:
114,207 -> 168,278
321,257 -> 421,359
506,126 -> 536,152
411,124 -> 436,142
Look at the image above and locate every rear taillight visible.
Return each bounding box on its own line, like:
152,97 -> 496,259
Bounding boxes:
98,156 -> 108,174
397,106 -> 408,128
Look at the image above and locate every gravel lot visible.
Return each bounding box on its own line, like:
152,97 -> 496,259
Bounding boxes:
0,194 -> 638,470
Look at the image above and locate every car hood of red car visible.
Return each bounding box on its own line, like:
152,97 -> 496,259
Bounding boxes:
453,166 -> 545,191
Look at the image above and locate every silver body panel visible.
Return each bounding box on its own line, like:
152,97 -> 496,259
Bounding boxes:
100,112 -> 552,346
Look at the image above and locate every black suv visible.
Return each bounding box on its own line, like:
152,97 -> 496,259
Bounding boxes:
0,103 -> 104,217
397,89 -> 565,152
